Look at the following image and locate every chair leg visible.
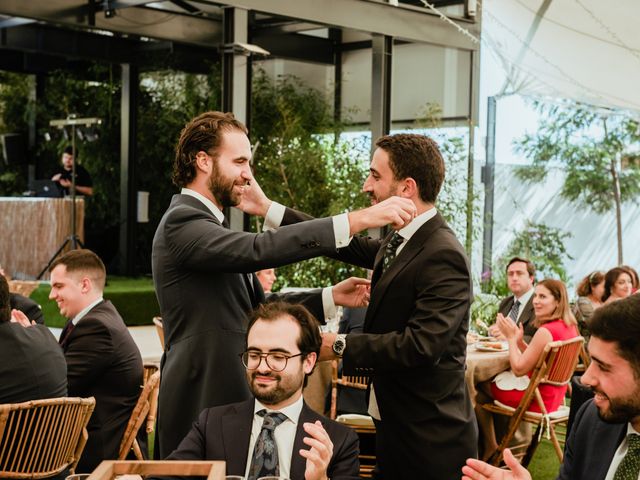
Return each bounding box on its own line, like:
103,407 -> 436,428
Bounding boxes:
549,426 -> 564,463
521,423 -> 542,467
132,438 -> 144,460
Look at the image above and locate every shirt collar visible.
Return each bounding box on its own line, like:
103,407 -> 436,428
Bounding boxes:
72,297 -> 104,325
515,287 -> 535,305
181,187 -> 225,224
253,394 -> 304,426
626,423 -> 640,436
397,207 -> 437,242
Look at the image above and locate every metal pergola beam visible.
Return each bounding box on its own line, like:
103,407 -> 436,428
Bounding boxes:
205,0 -> 479,50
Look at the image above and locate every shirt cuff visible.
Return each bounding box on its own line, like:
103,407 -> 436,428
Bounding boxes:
264,202 -> 286,231
332,213 -> 351,248
322,287 -> 337,320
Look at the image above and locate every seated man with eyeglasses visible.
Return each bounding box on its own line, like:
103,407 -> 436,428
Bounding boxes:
156,301 -> 360,480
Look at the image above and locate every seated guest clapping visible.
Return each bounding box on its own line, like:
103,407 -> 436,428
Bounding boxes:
49,249 -> 143,472
156,301 -> 359,480
0,275 -> 67,404
475,279 -> 579,459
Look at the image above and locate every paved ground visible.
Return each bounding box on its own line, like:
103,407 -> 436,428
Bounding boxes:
50,325 -> 163,364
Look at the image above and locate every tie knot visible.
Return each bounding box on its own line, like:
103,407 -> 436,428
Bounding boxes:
386,232 -> 404,251
258,410 -> 287,430
513,300 -> 520,307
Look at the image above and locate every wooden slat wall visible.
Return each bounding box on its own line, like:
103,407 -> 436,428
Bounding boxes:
0,198 -> 84,280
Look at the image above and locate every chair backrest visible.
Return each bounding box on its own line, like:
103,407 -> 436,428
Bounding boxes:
537,336 -> 585,387
118,370 -> 161,459
152,317 -> 165,351
143,364 -> 160,434
0,396 -> 95,479
329,360 -> 369,419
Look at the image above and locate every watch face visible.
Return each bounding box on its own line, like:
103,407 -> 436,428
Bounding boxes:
333,337 -> 346,355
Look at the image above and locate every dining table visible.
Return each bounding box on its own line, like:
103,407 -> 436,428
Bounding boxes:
465,342 -> 510,406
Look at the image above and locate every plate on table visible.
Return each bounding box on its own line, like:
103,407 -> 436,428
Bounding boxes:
475,341 -> 508,352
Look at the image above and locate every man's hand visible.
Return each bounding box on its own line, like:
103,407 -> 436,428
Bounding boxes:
59,178 -> 71,188
332,277 -> 370,308
347,197 -> 416,234
237,176 -> 272,217
300,420 -> 333,480
461,449 -> 531,480
51,173 -> 62,181
10,309 -> 34,327
319,333 -> 338,362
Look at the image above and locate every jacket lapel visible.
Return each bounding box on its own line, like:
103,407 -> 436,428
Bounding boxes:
221,399 -> 254,475
365,213 -> 445,332
290,402 -> 319,479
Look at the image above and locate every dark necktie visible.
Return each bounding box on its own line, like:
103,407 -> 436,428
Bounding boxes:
508,300 -> 521,323
248,410 -> 288,480
382,232 -> 404,273
614,434 -> 640,480
58,319 -> 75,347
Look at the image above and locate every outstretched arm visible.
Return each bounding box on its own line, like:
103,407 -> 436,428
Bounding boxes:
461,449 -> 531,480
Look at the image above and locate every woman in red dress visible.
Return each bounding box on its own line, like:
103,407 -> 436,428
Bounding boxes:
476,278 -> 579,459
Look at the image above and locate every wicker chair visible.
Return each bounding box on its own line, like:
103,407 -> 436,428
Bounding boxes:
0,396 -> 95,479
152,317 -> 165,350
480,336 -> 584,467
117,369 -> 161,460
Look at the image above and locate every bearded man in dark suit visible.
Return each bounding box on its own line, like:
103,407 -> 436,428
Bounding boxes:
156,301 -> 359,480
152,111 -> 416,458
241,133 -> 478,479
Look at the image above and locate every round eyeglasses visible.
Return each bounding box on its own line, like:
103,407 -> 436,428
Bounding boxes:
240,351 -> 304,372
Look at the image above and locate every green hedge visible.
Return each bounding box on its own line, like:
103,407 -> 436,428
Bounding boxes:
30,276 -> 159,328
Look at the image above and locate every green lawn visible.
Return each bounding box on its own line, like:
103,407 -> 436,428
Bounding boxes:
528,439 -> 562,479
30,276 -> 159,328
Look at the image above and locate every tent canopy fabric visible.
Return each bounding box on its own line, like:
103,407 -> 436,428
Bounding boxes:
483,0 -> 640,115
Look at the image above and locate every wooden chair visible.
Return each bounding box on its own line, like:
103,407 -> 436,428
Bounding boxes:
117,369 -> 161,460
329,359 -> 369,420
573,342 -> 591,373
480,336 -> 584,467
142,364 -> 160,434
152,316 -> 165,350
0,396 -> 95,479
88,460 -> 225,479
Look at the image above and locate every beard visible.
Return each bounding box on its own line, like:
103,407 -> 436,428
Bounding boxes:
593,386 -> 640,424
247,369 -> 304,407
208,162 -> 242,208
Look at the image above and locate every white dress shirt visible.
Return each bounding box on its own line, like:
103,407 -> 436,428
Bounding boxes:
512,287 -> 534,324
244,395 -> 305,479
71,296 -> 104,326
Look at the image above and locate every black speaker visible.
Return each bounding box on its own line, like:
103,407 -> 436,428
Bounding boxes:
1,133 -> 27,167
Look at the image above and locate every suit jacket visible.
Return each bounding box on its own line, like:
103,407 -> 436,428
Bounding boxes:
151,194 -> 342,457
10,292 -> 45,325
498,293 -> 537,342
161,399 -> 359,480
62,300 -> 143,472
283,209 -> 478,479
558,399 -> 627,480
0,322 -> 67,403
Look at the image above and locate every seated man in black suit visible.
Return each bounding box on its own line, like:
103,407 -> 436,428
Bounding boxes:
161,301 -> 359,480
489,257 -> 538,342
49,249 -> 143,473
0,275 -> 67,403
462,294 -> 640,480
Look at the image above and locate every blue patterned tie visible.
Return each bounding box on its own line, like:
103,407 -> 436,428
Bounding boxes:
248,410 -> 288,480
508,300 -> 521,323
382,232 -> 404,273
613,434 -> 640,480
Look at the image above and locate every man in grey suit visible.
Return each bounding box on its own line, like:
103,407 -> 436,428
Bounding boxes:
152,111 -> 416,457
462,294 -> 640,480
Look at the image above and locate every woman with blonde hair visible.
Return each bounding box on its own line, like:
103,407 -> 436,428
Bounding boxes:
475,278 -> 579,459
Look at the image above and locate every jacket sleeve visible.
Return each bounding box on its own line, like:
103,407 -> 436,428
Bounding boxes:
327,426 -> 361,480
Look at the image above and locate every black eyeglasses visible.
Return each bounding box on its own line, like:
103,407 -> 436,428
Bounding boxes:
240,350 -> 304,372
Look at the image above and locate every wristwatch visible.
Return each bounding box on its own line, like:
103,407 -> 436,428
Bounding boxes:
332,334 -> 347,357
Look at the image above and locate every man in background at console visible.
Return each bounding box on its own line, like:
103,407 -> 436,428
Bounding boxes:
51,146 -> 93,196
